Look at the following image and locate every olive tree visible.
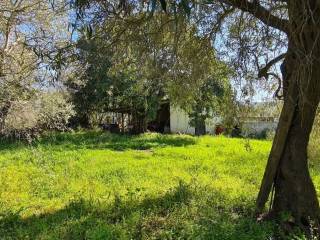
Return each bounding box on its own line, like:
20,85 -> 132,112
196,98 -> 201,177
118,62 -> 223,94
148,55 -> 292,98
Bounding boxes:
0,0 -> 73,137
70,13 -> 232,133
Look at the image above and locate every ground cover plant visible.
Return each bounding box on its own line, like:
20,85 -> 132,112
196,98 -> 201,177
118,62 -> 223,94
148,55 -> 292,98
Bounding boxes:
0,131 -> 319,239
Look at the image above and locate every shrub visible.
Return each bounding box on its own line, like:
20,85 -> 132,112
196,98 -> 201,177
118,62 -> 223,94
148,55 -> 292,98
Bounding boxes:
2,92 -> 75,141
37,92 -> 75,131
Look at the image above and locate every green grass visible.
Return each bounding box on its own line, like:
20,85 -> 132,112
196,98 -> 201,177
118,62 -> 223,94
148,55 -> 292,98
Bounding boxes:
0,131 -> 318,239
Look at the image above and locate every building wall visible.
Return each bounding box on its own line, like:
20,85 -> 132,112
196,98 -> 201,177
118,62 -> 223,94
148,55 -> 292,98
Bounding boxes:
242,121 -> 278,135
170,105 -> 278,136
170,106 -> 219,135
170,106 -> 195,134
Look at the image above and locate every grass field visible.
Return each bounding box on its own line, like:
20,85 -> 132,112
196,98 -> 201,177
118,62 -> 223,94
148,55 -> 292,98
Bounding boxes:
0,131 -> 319,239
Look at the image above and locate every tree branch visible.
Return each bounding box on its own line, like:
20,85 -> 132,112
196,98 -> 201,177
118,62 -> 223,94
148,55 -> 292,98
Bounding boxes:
258,53 -> 286,78
209,7 -> 235,40
219,0 -> 289,33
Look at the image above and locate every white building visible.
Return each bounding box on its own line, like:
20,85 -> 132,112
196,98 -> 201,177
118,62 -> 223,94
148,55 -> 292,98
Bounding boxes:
241,117 -> 278,136
169,105 -> 278,136
169,106 -> 220,135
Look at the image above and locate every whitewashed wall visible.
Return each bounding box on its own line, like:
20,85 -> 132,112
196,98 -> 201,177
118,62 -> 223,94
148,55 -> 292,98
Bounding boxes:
170,106 -> 219,135
242,121 -> 278,135
170,105 -> 277,136
170,106 -> 195,134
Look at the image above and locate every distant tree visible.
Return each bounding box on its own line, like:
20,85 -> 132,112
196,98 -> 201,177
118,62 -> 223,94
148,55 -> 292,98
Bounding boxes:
114,15 -> 233,134
70,15 -> 231,133
4,92 -> 75,141
0,0 -> 71,136
68,32 -> 163,132
66,36 -> 113,127
189,83 -> 224,136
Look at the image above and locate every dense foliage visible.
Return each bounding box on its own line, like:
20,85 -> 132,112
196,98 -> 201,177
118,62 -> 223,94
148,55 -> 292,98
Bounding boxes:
68,15 -> 233,132
3,92 -> 75,141
0,0 -> 73,139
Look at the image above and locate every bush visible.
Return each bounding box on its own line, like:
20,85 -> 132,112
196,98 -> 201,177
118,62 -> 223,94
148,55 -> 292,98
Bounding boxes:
37,92 -> 75,131
2,92 -> 75,141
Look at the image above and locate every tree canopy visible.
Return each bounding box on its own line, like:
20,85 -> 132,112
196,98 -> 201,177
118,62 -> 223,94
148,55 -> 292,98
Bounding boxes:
68,13 -> 232,133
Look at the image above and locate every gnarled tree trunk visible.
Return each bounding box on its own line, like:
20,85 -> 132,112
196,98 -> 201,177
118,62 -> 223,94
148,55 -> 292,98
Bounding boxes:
195,117 -> 206,136
272,96 -> 320,226
257,1 -> 320,230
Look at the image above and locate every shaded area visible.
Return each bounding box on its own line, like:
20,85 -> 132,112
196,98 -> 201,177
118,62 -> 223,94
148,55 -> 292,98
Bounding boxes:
0,131 -> 196,152
0,182 -> 275,240
0,138 -> 27,151
38,132 -> 196,151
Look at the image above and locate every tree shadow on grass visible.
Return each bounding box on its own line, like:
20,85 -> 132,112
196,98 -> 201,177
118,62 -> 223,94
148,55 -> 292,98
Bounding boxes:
35,131 -> 197,151
0,182 -> 276,240
0,181 -> 193,240
0,139 -> 28,151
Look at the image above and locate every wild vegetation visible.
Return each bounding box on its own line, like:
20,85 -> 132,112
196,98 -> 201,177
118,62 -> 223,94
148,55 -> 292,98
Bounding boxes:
1,131 -> 318,240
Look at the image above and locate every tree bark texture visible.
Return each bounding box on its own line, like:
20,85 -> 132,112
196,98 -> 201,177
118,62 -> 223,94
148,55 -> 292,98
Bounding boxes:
257,0 -> 320,228
195,117 -> 206,136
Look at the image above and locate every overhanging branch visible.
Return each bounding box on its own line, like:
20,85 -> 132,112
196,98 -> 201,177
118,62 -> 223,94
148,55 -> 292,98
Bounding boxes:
209,7 -> 235,39
219,0 -> 289,33
258,53 -> 286,78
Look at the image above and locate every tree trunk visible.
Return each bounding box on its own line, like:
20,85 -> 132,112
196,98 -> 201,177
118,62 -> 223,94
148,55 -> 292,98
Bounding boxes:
0,101 -> 11,134
195,117 -> 206,136
121,113 -> 125,133
272,99 -> 320,227
132,112 -> 147,134
257,1 -> 320,229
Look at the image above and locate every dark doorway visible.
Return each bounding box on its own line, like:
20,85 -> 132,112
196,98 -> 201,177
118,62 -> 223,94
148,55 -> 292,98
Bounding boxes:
147,102 -> 170,133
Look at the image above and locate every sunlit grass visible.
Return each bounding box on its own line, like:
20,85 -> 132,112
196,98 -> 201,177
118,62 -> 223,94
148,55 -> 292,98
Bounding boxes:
0,131 -> 318,239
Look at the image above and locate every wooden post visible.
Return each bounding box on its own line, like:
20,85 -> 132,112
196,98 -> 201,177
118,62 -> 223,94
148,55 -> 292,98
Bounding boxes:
121,113 -> 124,133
